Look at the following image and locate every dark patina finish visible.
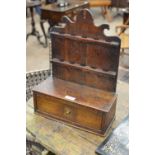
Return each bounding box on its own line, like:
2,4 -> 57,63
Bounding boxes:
33,9 -> 121,135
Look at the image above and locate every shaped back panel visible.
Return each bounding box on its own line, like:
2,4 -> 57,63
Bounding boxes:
50,9 -> 121,92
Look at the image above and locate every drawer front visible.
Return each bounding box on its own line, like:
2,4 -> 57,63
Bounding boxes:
35,93 -> 102,130
36,94 -> 76,121
76,106 -> 103,130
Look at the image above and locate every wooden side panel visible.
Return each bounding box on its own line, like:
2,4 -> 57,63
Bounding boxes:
102,99 -> 117,132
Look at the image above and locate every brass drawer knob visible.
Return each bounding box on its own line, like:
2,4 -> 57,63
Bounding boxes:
64,107 -> 71,115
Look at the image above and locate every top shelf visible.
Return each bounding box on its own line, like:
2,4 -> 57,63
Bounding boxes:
51,32 -> 120,47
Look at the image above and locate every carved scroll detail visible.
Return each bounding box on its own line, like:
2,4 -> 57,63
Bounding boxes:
51,9 -> 120,43
50,9 -> 121,92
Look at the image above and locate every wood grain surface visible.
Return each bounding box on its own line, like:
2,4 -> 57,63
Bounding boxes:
33,77 -> 117,135
27,81 -> 128,155
51,9 -> 120,92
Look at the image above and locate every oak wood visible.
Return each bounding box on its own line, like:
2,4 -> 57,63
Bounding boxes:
27,81 -> 128,155
33,9 -> 121,136
51,9 -> 120,92
33,77 -> 117,135
33,77 -> 116,111
52,61 -> 117,92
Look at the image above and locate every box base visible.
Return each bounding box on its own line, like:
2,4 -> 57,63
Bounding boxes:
33,77 -> 117,136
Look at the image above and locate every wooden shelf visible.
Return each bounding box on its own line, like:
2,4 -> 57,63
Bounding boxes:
51,58 -> 116,77
52,32 -> 120,47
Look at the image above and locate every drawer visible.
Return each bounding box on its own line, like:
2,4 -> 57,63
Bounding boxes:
35,93 -> 102,130
76,106 -> 103,130
36,94 -> 77,121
